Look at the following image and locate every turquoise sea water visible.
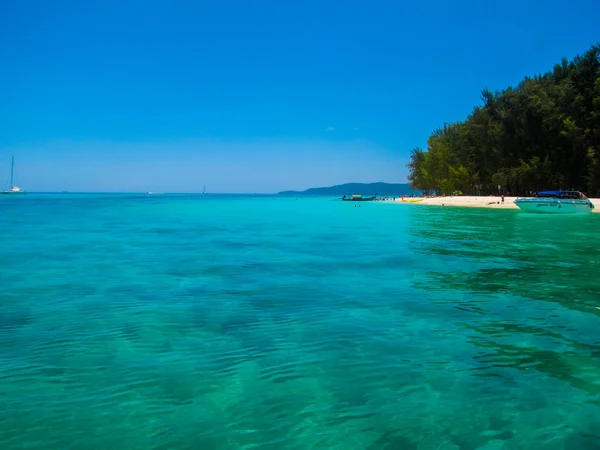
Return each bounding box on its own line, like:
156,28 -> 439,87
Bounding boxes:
1,194 -> 600,449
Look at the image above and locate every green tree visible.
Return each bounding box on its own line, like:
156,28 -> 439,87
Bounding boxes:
406,43 -> 600,197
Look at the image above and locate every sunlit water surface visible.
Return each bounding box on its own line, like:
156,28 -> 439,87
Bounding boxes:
1,194 -> 600,449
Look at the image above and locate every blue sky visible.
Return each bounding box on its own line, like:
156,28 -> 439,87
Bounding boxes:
1,0 -> 598,193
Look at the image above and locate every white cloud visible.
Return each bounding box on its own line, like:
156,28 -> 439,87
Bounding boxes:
326,126 -> 335,132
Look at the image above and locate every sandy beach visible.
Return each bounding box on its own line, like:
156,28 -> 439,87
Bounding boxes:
384,195 -> 600,213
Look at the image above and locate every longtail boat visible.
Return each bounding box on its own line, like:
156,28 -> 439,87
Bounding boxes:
342,194 -> 377,202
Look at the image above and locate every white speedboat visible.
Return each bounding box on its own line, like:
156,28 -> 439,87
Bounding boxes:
1,156 -> 26,195
514,190 -> 595,214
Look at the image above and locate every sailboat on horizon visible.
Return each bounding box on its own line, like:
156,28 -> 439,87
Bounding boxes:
1,156 -> 26,195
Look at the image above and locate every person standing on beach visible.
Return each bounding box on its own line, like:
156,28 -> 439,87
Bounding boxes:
501,195 -> 505,204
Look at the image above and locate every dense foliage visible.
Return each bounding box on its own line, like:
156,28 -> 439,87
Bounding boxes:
407,44 -> 600,196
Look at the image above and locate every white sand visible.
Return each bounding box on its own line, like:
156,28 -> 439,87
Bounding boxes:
383,195 -> 600,213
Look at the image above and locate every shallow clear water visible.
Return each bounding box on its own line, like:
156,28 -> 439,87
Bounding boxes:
1,194 -> 600,449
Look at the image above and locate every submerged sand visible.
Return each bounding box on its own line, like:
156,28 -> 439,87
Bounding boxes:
384,195 -> 600,213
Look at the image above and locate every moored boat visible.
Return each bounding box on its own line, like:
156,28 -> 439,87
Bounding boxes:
514,190 -> 594,214
401,197 -> 423,203
342,193 -> 377,202
1,156 -> 26,195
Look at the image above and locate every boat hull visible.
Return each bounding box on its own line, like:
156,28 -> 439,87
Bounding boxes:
514,198 -> 594,214
0,191 -> 26,195
342,197 -> 376,202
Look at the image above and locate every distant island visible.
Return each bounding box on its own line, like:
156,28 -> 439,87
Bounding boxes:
278,182 -> 419,196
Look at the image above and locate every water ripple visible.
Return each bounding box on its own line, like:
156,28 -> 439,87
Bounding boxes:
1,195 -> 600,449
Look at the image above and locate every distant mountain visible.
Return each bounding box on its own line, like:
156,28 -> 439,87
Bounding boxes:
278,182 -> 418,196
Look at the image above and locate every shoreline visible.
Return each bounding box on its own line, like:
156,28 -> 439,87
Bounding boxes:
383,196 -> 600,213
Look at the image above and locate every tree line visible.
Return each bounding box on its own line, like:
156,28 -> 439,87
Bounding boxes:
407,44 -> 600,196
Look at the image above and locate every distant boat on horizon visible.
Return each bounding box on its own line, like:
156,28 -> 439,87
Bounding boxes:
341,193 -> 377,202
1,156 -> 26,195
202,184 -> 206,195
